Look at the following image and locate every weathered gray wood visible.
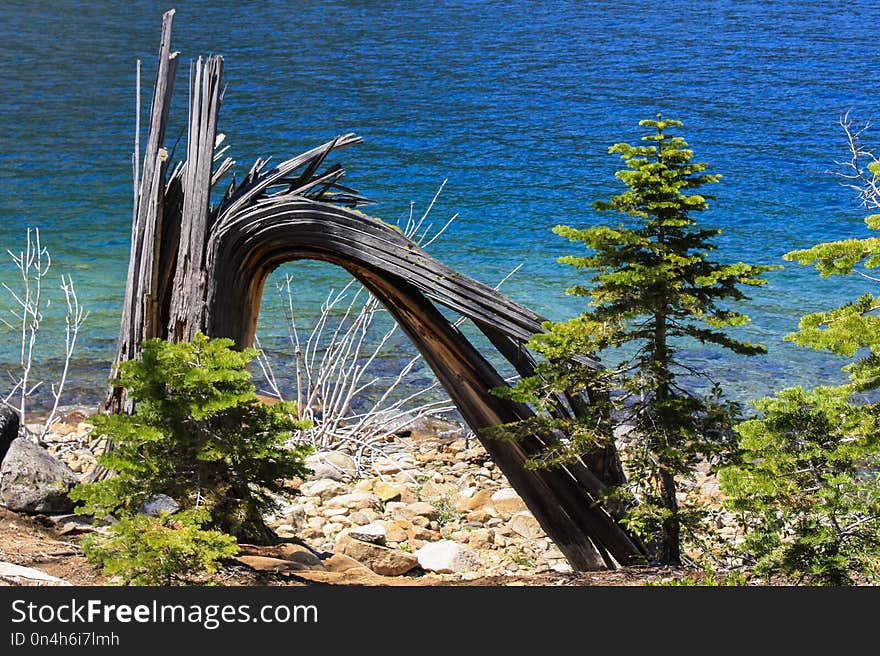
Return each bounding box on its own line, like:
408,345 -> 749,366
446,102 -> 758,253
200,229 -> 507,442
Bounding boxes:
353,272 -> 610,570
213,134 -> 364,227
478,324 -> 629,490
131,11 -> 179,348
109,9 -> 178,412
204,197 -> 591,351
110,13 -> 647,570
167,55 -> 224,342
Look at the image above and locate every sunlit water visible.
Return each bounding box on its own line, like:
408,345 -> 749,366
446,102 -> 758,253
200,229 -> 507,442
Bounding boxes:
1,0 -> 879,413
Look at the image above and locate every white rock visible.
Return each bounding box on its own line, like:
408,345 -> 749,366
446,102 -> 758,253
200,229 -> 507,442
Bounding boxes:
322,451 -> 357,470
305,452 -> 356,481
322,522 -> 344,537
324,492 -> 381,511
0,561 -> 71,586
411,515 -> 431,529
372,457 -> 402,475
359,508 -> 380,523
419,479 -> 457,502
458,486 -> 476,500
551,562 -> 573,573
275,525 -> 297,538
299,479 -> 348,502
467,528 -> 493,550
416,540 -> 482,574
407,501 -> 439,520
384,501 -> 408,514
348,522 -> 387,545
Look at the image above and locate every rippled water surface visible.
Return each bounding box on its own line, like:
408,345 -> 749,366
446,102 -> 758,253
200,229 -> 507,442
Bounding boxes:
1,0 -> 879,410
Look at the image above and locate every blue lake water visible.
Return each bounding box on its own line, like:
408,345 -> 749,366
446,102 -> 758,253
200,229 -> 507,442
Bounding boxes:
1,0 -> 879,412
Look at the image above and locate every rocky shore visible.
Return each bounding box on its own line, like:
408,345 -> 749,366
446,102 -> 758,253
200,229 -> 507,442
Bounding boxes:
1,409 -> 741,585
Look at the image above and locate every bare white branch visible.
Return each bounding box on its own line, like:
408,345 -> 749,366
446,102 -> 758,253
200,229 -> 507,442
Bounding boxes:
1,230 -> 87,441
826,112 -> 880,211
39,274 -> 89,440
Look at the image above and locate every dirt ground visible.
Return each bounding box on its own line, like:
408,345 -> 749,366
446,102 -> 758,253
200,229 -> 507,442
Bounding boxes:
0,506 -> 105,585
0,507 -> 702,587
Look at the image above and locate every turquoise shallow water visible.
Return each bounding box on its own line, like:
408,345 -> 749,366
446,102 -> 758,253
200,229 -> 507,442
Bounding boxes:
1,0 -> 879,411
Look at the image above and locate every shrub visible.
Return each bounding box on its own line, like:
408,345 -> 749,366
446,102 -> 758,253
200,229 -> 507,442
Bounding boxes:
719,117 -> 880,585
720,386 -> 880,585
71,332 -> 311,543
81,509 -> 238,585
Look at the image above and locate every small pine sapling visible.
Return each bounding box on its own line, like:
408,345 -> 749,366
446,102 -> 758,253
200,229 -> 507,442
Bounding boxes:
80,508 -> 239,585
71,332 -> 311,543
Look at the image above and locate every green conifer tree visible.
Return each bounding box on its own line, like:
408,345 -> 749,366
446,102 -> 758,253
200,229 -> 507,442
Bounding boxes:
71,332 -> 311,543
496,115 -> 777,564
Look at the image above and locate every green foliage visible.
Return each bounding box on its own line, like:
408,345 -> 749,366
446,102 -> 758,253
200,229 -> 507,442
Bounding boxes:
509,548 -> 537,569
432,496 -> 458,527
650,564 -> 749,586
784,261 -> 880,392
781,123 -> 880,392
720,386 -> 880,585
720,121 -> 880,585
71,332 -> 311,542
80,509 -> 239,585
491,115 -> 777,565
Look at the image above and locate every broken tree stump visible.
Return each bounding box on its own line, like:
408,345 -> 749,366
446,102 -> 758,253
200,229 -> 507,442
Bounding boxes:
109,10 -> 646,570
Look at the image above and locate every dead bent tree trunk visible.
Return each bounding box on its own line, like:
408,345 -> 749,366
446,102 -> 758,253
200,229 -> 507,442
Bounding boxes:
109,10 -> 646,570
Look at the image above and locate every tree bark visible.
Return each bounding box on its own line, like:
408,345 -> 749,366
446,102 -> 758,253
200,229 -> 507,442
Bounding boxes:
660,468 -> 681,565
109,9 -> 178,413
167,55 -> 224,342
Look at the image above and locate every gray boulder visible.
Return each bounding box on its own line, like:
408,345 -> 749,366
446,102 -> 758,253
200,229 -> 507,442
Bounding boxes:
0,438 -> 79,513
138,494 -> 180,517
348,522 -> 387,545
0,406 -> 19,465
